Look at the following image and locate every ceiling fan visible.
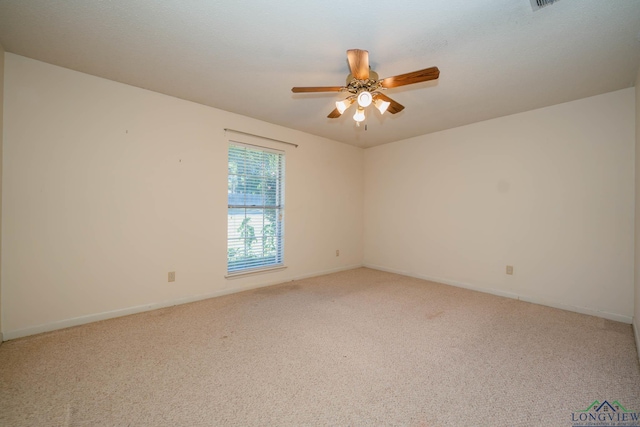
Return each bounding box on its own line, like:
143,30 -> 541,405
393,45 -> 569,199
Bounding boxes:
292,49 -> 440,125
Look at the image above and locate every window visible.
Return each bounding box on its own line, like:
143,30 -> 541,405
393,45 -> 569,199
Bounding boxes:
227,143 -> 284,274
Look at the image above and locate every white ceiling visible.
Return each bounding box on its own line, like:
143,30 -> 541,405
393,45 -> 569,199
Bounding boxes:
0,1 -> 639,148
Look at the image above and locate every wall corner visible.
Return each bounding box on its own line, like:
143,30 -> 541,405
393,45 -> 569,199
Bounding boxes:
634,317 -> 640,365
0,42 -> 5,341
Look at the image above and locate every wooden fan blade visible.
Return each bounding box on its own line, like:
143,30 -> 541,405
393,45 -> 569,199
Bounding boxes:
291,86 -> 344,93
375,93 -> 405,114
327,108 -> 342,119
347,49 -> 369,80
380,67 -> 440,89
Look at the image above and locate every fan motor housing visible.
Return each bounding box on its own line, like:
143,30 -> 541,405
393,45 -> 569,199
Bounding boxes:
346,71 -> 380,94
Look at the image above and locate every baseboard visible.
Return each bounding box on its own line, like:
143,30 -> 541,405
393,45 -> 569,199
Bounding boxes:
634,317 -> 640,365
2,263 -> 364,341
516,294 -> 632,324
363,264 -> 633,324
363,262 -> 521,299
293,263 -> 363,281
7,262 -> 627,341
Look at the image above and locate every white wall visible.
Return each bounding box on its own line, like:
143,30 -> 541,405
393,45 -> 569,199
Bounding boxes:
0,44 -> 4,343
634,67 -> 640,356
2,52 -> 637,340
364,88 -> 636,322
1,53 -> 363,339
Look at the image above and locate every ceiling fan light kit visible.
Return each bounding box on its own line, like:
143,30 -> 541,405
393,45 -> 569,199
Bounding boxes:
353,107 -> 366,123
292,49 -> 440,126
336,97 -> 354,114
375,98 -> 391,115
357,91 -> 373,108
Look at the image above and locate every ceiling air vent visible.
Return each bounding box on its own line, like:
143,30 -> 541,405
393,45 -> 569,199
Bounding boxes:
530,0 -> 558,11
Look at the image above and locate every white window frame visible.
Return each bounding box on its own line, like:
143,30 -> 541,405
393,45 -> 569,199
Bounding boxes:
226,142 -> 285,276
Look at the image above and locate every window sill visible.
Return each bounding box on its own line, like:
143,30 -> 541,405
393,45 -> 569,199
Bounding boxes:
225,265 -> 287,279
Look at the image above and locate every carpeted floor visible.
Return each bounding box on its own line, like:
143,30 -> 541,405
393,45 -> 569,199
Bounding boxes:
1,267 -> 639,426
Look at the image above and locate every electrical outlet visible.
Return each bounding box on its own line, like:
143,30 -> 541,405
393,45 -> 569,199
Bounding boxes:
336,250 -> 340,257
168,271 -> 176,282
506,265 -> 513,275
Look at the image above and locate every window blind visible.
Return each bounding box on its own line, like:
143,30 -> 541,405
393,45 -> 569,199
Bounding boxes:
227,142 -> 284,273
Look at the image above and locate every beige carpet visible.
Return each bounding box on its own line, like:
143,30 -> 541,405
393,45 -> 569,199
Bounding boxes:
1,268 -> 639,426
